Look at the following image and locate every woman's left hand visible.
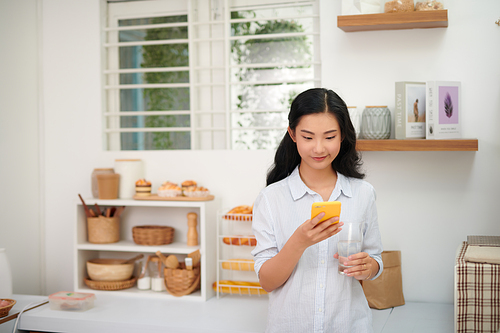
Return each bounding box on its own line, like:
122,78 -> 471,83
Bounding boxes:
333,252 -> 378,281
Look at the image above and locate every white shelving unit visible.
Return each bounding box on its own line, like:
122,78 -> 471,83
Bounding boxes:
216,211 -> 267,297
75,197 -> 220,301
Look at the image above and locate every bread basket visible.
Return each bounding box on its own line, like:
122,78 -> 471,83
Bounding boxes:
162,250 -> 201,297
0,299 -> 16,318
132,225 -> 174,246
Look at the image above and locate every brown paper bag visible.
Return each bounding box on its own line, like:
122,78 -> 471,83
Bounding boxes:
361,251 -> 405,309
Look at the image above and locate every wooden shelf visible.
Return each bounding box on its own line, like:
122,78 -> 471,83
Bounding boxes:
338,10 -> 448,32
356,139 -> 478,151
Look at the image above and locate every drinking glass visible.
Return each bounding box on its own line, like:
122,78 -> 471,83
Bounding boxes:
337,222 -> 366,275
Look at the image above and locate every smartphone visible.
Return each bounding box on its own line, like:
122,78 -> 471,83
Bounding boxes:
311,201 -> 341,224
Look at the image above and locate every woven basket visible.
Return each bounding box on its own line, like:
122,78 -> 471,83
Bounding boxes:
132,225 -> 174,246
84,277 -> 137,291
87,216 -> 120,244
164,263 -> 200,297
0,299 -> 16,318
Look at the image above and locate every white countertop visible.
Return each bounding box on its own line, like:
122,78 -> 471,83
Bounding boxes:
3,294 -> 395,333
15,294 -> 269,333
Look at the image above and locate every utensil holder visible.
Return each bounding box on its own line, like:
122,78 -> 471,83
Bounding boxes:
87,216 -> 120,244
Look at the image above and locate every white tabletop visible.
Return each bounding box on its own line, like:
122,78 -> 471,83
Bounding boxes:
0,294 -> 48,333
17,294 -> 269,333
6,293 -> 394,333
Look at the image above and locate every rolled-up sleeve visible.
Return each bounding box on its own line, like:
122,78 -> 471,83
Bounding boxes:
251,191 -> 279,278
361,185 -> 383,280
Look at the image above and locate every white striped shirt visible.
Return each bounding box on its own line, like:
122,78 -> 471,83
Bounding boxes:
251,166 -> 383,333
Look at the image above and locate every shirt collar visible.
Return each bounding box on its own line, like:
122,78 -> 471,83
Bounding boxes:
288,165 -> 353,201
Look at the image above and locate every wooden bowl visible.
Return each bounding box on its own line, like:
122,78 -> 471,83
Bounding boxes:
86,259 -> 134,282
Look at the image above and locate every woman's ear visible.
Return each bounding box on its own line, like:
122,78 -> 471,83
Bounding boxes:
287,126 -> 296,142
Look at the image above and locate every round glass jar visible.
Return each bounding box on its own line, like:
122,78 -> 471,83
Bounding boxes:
415,0 -> 444,11
382,0 -> 415,13
361,106 -> 391,140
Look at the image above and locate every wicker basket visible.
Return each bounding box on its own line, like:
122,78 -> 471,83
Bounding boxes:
132,225 -> 174,246
164,263 -> 200,297
0,299 -> 16,318
87,216 -> 120,244
84,277 -> 137,291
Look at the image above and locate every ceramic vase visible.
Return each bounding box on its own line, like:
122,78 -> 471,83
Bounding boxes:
348,106 -> 361,139
361,106 -> 391,140
0,248 -> 13,297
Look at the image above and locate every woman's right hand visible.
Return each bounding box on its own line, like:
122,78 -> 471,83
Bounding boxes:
292,213 -> 343,251
257,213 -> 343,292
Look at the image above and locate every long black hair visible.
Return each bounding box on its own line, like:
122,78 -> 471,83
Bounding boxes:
266,88 -> 364,186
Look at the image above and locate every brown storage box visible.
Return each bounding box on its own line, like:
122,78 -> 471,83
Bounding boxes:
361,250 -> 405,309
87,216 -> 120,244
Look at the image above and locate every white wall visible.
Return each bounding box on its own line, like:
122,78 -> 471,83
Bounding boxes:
0,0 -> 41,295
3,0 -> 499,304
321,1 -> 500,303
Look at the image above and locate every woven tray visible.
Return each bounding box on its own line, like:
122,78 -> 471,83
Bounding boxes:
84,277 -> 137,291
0,299 -> 16,318
132,225 -> 174,246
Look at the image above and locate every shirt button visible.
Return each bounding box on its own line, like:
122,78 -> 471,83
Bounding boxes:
321,260 -> 325,264
320,284 -> 324,288
318,308 -> 323,312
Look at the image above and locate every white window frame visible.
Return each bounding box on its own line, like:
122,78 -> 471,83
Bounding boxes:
102,0 -> 321,150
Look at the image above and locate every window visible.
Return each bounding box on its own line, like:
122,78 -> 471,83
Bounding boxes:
103,0 -> 320,150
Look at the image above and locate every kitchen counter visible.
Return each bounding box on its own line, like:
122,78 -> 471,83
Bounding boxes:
2,293 -> 400,333
14,294 -> 270,333
2,294 -> 455,333
0,295 -> 48,333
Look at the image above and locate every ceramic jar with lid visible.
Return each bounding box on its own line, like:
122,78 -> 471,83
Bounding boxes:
361,106 -> 391,140
114,159 -> 143,199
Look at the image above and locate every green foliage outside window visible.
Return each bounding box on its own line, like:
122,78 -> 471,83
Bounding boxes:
142,15 -> 190,149
231,11 -> 312,149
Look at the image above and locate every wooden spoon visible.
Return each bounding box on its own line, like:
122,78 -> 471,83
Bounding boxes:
122,254 -> 144,265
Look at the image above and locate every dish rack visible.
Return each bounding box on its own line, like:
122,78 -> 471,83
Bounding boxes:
215,210 -> 267,297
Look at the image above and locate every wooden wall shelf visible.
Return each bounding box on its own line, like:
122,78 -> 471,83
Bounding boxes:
338,10 -> 448,32
356,139 -> 478,151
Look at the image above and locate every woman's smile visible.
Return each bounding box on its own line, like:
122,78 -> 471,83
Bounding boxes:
312,156 -> 327,161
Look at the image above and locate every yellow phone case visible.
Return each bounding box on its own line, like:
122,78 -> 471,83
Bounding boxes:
311,201 -> 341,223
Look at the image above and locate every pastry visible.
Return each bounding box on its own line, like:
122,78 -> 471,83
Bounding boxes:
157,181 -> 182,197
183,186 -> 210,197
222,236 -> 257,246
181,180 -> 197,193
213,281 -> 267,295
221,259 -> 255,271
223,205 -> 253,221
135,179 -> 152,196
